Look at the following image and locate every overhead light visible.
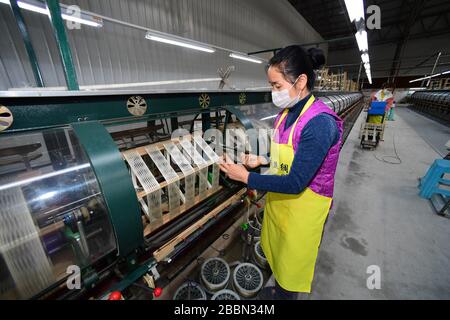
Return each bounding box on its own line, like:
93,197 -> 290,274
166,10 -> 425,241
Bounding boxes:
145,31 -> 215,53
61,12 -> 102,28
344,0 -> 365,22
355,30 -> 368,52
0,0 -> 102,27
14,0 -> 48,14
0,0 -> 47,13
229,53 -> 263,64
367,72 -> 372,84
361,53 -> 370,64
365,66 -> 372,84
443,70 -> 450,75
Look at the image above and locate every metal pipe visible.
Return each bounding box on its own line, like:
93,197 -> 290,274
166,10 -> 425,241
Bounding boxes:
427,52 -> 442,88
9,0 -> 44,87
45,0 -> 79,90
357,62 -> 362,91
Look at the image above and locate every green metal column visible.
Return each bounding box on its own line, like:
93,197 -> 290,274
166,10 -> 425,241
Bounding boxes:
9,0 -> 44,87
72,121 -> 143,257
45,0 -> 79,90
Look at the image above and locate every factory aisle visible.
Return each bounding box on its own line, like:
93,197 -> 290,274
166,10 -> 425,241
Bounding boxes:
311,106 -> 450,299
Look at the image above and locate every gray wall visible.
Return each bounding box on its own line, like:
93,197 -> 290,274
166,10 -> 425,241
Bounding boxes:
0,0 -> 325,90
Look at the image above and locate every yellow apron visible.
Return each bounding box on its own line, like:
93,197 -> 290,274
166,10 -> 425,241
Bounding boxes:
261,95 -> 333,293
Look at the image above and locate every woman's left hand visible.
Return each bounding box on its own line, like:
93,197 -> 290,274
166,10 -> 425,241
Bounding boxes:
219,156 -> 250,184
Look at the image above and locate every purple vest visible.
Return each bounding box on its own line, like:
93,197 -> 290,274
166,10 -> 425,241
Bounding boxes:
273,99 -> 343,198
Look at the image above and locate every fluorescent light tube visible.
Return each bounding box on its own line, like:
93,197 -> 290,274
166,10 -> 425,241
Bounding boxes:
361,53 -> 370,64
61,12 -> 102,28
0,0 -> 102,27
145,32 -> 215,53
229,53 -> 263,64
344,0 -> 365,22
355,30 -> 368,52
16,1 -> 48,14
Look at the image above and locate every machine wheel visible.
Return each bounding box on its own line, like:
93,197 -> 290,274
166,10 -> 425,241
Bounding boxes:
211,289 -> 241,300
232,263 -> 263,298
173,281 -> 207,300
0,105 -> 13,131
253,241 -> 268,269
200,257 -> 230,292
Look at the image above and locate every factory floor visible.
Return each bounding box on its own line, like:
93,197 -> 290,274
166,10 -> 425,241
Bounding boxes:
310,106 -> 450,299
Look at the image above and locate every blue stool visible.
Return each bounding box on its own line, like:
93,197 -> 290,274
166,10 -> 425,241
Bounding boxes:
419,159 -> 450,199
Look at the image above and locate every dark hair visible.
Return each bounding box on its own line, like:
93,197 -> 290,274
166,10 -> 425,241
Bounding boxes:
267,45 -> 325,90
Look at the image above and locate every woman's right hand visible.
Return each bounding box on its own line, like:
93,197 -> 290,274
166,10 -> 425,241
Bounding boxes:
241,154 -> 267,169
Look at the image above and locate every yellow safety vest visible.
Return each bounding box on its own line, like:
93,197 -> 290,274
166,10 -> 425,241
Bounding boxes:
261,95 -> 333,293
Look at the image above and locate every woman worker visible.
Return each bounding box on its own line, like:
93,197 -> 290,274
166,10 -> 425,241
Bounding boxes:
219,45 -> 343,300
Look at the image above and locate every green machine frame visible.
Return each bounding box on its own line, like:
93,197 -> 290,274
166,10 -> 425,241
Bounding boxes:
0,90 -> 270,258
0,89 -> 271,297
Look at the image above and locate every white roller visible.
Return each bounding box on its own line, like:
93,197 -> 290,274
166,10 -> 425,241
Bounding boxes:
0,186 -> 55,299
123,149 -> 160,193
232,263 -> 263,298
145,146 -> 179,184
146,145 -> 181,213
164,142 -> 195,206
193,136 -> 221,189
211,289 -> 241,300
200,257 -> 230,292
193,135 -> 220,163
123,149 -> 162,221
179,139 -> 207,168
163,142 -> 195,175
179,139 -> 209,197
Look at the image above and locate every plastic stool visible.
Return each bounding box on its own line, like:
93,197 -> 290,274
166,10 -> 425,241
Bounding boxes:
419,159 -> 450,199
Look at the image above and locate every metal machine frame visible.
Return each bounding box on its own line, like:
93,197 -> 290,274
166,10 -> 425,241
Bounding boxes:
0,89 -> 365,299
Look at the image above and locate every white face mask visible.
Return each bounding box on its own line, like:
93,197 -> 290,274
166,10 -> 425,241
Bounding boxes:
271,76 -> 301,109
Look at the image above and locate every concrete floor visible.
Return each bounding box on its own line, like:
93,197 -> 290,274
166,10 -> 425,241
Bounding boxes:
310,106 -> 450,299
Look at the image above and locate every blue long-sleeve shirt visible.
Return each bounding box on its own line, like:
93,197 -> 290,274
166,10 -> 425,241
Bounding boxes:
247,95 -> 340,194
